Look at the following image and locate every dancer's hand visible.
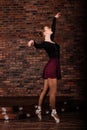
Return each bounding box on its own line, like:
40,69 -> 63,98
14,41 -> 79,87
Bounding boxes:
55,12 -> 61,18
28,40 -> 34,47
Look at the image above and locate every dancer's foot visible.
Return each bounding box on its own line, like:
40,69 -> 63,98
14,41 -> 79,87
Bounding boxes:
51,109 -> 60,123
35,109 -> 42,121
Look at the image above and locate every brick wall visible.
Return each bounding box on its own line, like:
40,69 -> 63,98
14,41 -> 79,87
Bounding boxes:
0,0 -> 86,99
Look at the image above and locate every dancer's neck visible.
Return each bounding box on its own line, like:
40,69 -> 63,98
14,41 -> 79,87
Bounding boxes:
44,34 -> 54,43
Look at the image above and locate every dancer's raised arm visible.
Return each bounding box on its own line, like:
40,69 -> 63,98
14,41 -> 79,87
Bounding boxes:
51,12 -> 61,41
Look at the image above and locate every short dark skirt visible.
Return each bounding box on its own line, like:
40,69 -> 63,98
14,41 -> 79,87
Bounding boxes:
42,58 -> 61,79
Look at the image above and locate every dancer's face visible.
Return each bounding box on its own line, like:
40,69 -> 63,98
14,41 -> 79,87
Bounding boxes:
43,26 -> 53,36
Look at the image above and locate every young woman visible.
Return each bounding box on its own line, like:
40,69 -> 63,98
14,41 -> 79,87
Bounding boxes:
28,12 -> 61,123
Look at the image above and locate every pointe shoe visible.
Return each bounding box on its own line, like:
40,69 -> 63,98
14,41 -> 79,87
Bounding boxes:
35,109 -> 42,121
51,111 -> 60,123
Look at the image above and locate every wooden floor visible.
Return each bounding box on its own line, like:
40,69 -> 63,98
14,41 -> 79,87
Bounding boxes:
0,112 -> 86,130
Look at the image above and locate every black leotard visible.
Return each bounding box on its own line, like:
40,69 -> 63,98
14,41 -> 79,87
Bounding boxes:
34,17 -> 60,59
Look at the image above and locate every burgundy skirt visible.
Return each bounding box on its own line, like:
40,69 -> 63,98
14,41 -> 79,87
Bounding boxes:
42,58 -> 61,79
